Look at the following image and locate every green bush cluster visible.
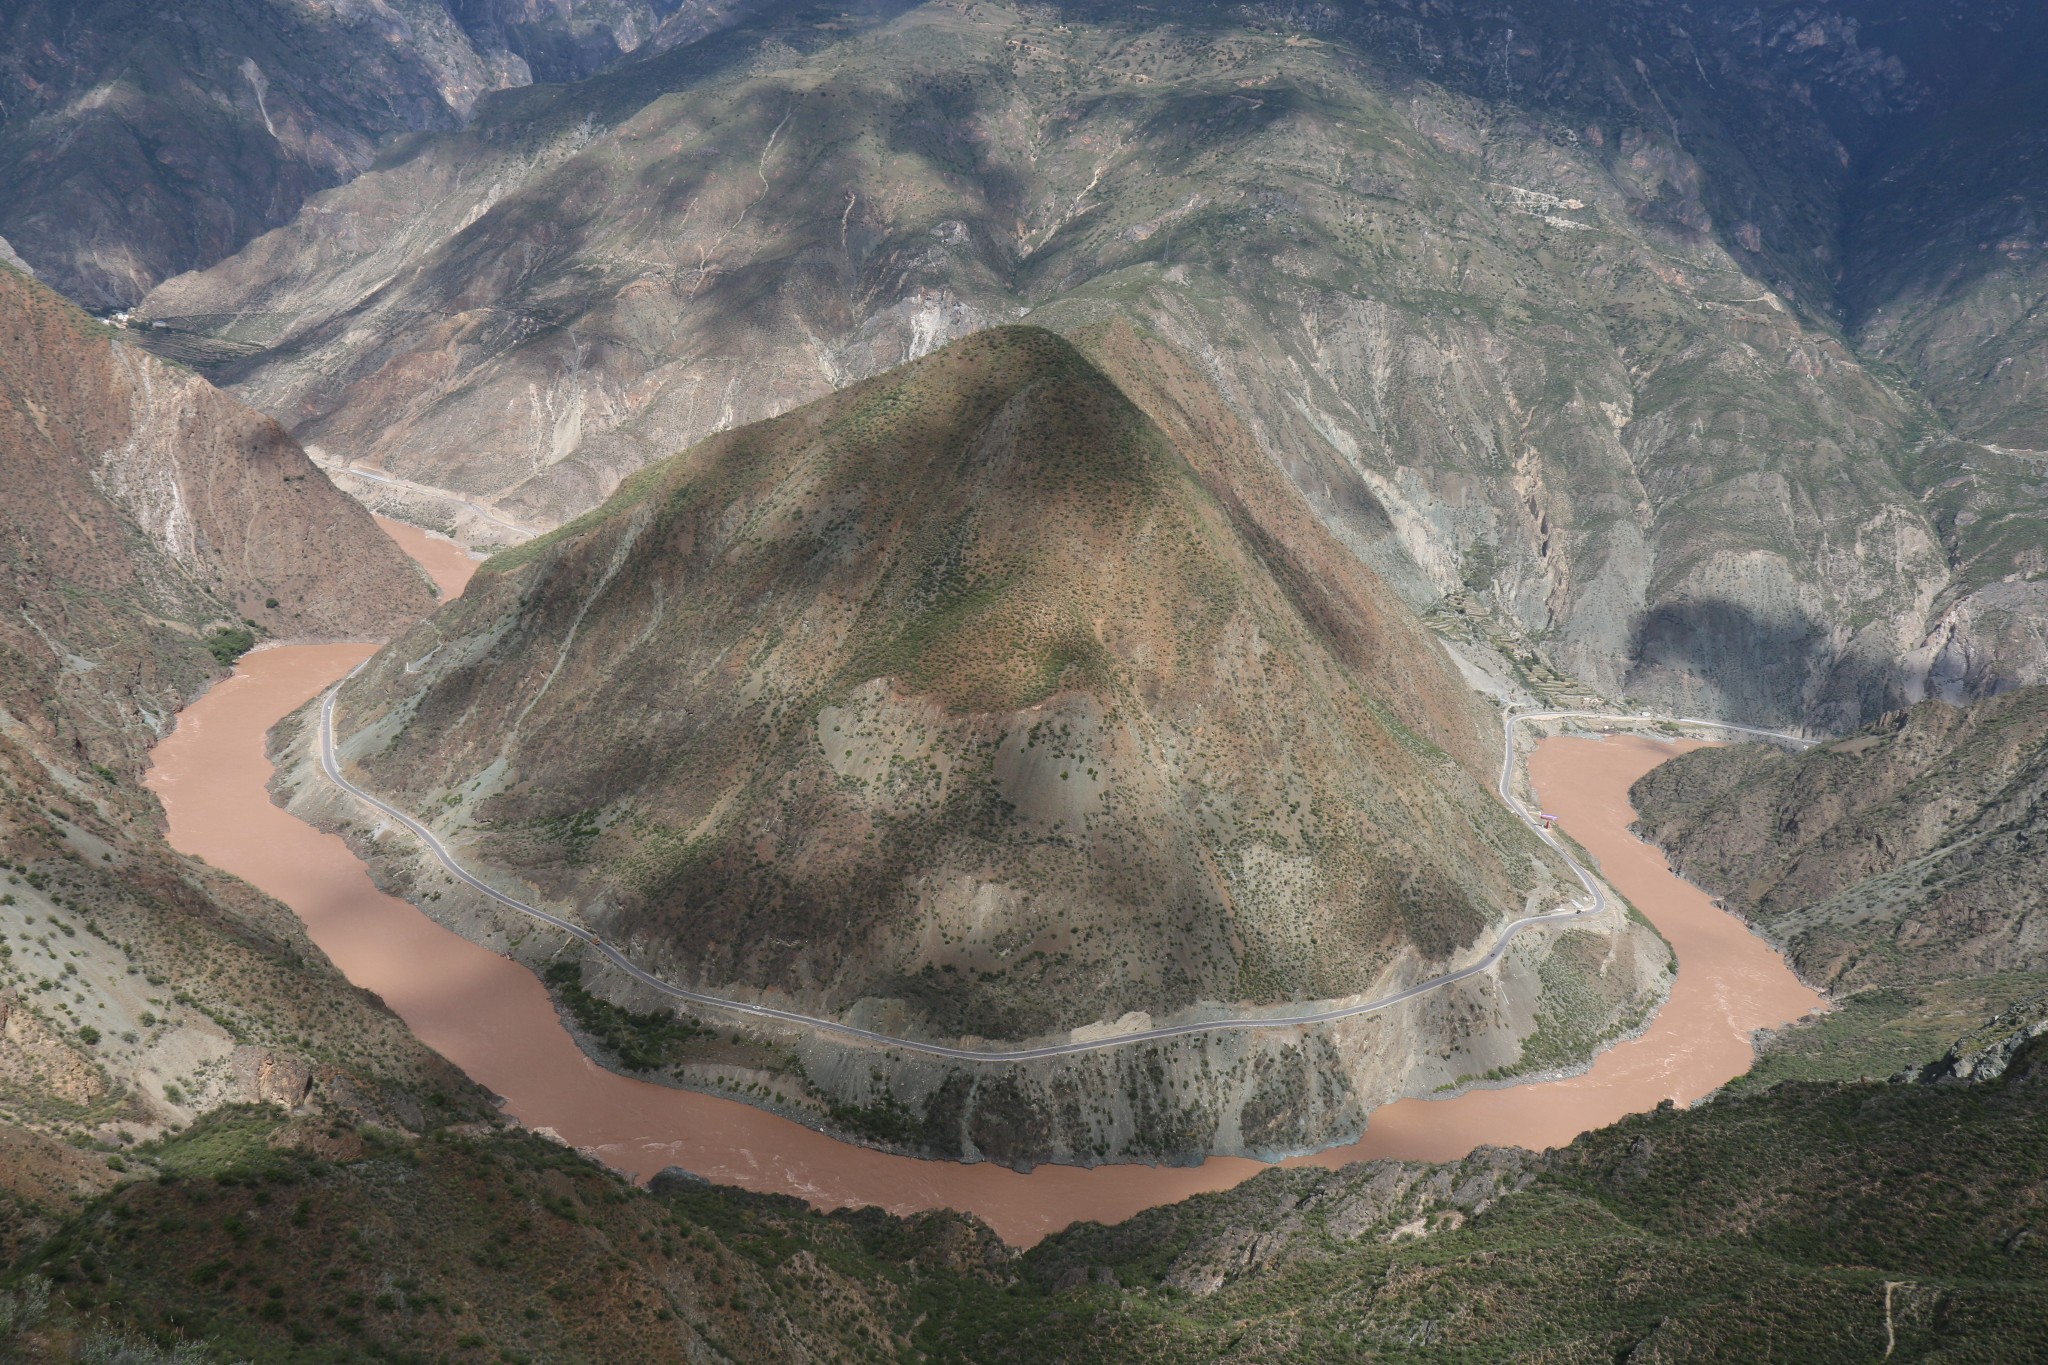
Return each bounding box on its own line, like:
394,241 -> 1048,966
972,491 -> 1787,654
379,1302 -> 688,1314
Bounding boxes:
204,628 -> 256,666
540,961 -> 709,1071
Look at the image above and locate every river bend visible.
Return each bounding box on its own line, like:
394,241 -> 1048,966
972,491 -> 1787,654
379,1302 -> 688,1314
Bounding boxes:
143,527 -> 1821,1246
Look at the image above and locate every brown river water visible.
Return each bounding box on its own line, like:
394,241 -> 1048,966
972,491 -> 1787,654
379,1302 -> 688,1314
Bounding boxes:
143,528 -> 1822,1247
371,515 -> 477,601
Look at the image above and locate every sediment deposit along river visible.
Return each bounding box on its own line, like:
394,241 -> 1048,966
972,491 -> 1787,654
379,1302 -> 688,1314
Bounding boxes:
143,529 -> 1821,1247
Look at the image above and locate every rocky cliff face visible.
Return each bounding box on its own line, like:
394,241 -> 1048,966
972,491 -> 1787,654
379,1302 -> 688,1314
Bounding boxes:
1913,991 -> 2048,1085
454,0 -> 768,82
0,260 -> 470,1165
303,324 -> 1665,1163
126,0 -> 2048,728
0,0 -> 762,308
1630,686 -> 2048,990
1818,1 -> 2048,716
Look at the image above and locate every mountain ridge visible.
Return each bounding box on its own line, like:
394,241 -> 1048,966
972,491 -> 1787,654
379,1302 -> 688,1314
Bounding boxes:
0,0 -> 770,308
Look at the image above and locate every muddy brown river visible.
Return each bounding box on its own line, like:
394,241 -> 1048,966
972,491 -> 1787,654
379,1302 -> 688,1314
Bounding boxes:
371,515 -> 477,602
143,528 -> 1821,1247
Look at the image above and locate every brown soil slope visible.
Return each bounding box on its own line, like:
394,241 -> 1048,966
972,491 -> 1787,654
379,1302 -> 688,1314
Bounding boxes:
0,264 -> 433,670
335,325 -> 1570,1044
1631,687 -> 2048,989
0,261 -> 479,1248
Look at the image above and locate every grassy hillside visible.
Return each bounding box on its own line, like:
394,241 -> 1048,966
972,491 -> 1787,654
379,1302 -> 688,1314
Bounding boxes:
4,1028 -> 2040,1363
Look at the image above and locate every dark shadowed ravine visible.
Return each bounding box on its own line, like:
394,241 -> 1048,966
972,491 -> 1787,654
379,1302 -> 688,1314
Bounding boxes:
141,525 -> 1821,1247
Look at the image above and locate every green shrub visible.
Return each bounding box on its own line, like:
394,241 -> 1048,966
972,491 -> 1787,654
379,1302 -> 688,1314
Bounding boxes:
206,627 -> 257,666
137,1105 -> 289,1178
541,961 -> 707,1070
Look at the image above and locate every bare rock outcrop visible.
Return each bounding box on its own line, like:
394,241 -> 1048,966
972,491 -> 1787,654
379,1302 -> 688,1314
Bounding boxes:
1158,1149 -> 1538,1298
232,1046 -> 315,1110
1912,993 -> 2048,1085
0,990 -> 106,1107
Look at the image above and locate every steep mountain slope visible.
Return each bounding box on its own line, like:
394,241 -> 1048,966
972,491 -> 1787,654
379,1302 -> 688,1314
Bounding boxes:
5,1027 -> 2041,1362
2,1110 -> 1007,1364
1810,0 -> 2048,704
994,1048 -> 2048,1363
0,260 -> 473,1252
1831,0 -> 2048,448
0,0 -> 760,308
307,324 -> 1663,1163
456,0 -> 771,82
132,0 -> 2048,727
0,264 -> 435,651
1631,686 -> 2048,991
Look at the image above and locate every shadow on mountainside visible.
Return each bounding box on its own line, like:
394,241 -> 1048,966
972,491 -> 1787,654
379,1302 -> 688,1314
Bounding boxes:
1624,597 -> 1829,729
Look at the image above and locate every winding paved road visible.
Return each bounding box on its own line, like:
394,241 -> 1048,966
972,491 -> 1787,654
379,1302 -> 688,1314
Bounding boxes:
317,682 -> 1812,1062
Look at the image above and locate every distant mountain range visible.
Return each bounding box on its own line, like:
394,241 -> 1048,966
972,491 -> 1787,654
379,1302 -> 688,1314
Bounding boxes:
27,0 -> 2029,730
0,0 -> 767,308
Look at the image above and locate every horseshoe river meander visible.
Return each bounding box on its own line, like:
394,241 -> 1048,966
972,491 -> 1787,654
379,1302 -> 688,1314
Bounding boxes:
142,520 -> 1822,1247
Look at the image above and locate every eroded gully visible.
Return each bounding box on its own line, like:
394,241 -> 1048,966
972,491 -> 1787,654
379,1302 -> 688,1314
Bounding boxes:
143,523 -> 1822,1247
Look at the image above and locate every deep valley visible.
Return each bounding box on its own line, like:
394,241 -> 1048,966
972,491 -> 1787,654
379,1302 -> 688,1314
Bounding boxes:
3,1 -> 2047,1360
